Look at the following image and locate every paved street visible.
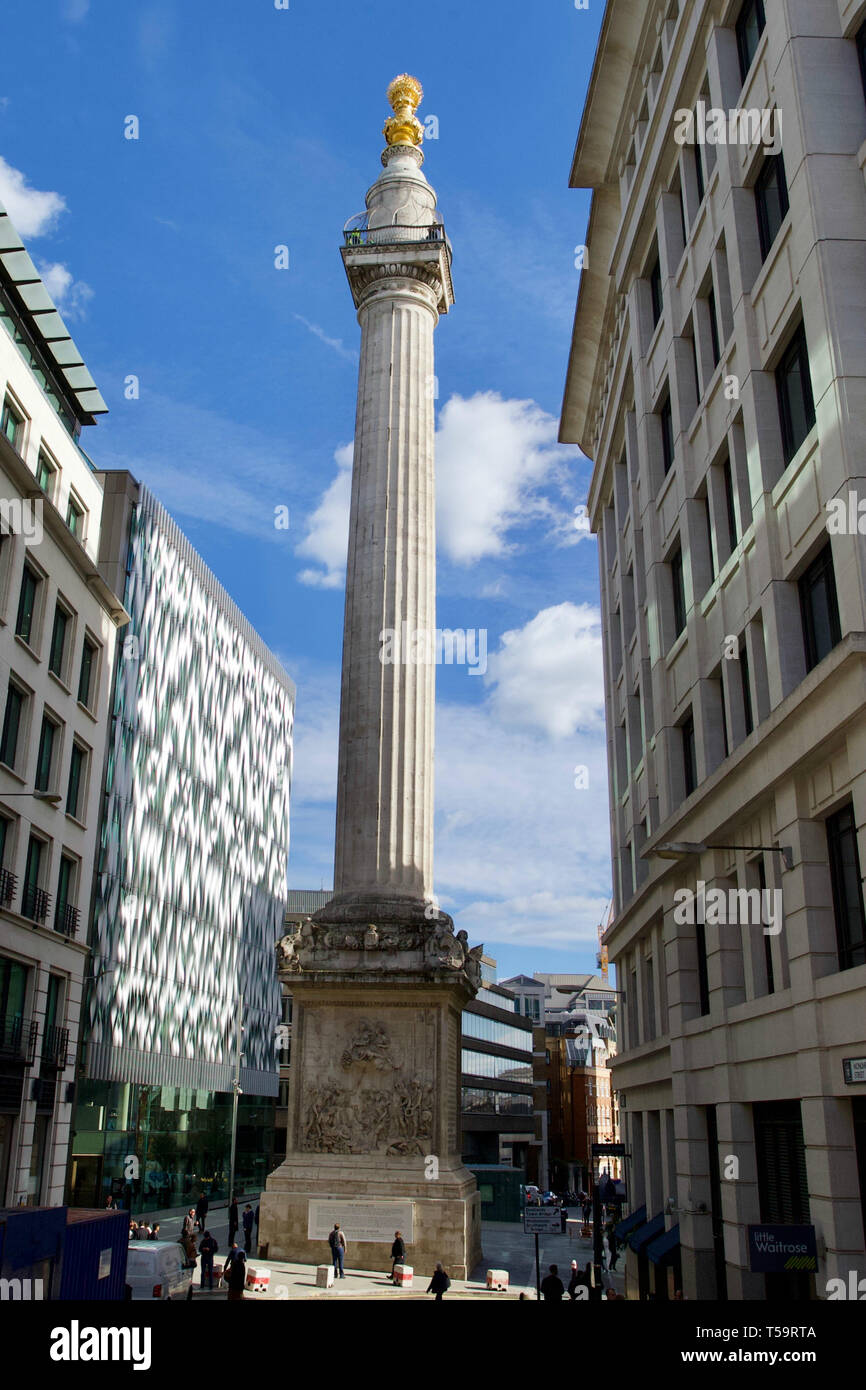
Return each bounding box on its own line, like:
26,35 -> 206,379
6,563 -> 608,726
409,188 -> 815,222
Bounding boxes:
131,1201 -> 627,1301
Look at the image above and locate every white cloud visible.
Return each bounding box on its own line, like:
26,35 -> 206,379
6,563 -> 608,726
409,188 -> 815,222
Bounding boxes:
36,261 -> 93,320
0,156 -> 66,238
295,442 -> 353,588
485,602 -> 604,738
436,392 -> 575,564
294,314 -> 358,364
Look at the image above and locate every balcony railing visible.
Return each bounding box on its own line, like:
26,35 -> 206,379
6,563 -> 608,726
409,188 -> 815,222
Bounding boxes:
343,223 -> 445,247
21,883 -> 50,924
55,901 -> 80,938
0,1013 -> 38,1065
41,1025 -> 69,1070
0,867 -> 16,907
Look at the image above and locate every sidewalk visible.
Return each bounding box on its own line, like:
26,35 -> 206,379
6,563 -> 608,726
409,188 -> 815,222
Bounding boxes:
188,1211 -> 627,1301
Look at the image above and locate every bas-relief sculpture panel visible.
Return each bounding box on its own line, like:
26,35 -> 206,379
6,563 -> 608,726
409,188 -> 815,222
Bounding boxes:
300,1012 -> 436,1156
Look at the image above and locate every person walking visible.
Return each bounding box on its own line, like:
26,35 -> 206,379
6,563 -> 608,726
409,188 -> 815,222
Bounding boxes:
540,1264 -> 565,1301
426,1263 -> 450,1300
195,1191 -> 208,1232
328,1222 -> 347,1278
582,1197 -> 592,1224
390,1230 -> 406,1282
148,1223 -> 160,1241
225,1248 -> 247,1301
182,1208 -> 197,1240
567,1260 -> 581,1300
228,1196 -> 239,1245
607,1227 -> 620,1271
242,1203 -> 255,1253
199,1230 -> 218,1291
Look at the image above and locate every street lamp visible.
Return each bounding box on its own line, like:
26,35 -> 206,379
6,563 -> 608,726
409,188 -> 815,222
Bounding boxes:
227,993 -> 244,1209
650,840 -> 793,871
0,789 -> 63,807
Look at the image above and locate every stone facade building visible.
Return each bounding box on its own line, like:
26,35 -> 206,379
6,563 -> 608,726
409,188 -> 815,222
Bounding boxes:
0,199 -> 126,1206
561,0 -> 866,1298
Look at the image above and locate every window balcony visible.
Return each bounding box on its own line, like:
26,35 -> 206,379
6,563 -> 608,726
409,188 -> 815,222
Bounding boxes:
0,867 -> 16,907
0,1012 -> 38,1065
343,214 -> 446,248
41,1025 -> 69,1070
55,901 -> 80,939
21,883 -> 51,924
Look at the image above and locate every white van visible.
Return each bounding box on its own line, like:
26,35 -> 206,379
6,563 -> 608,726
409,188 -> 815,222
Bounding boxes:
126,1240 -> 194,1300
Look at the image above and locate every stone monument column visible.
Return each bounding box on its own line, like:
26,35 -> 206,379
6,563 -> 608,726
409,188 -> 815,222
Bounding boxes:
260,76 -> 482,1280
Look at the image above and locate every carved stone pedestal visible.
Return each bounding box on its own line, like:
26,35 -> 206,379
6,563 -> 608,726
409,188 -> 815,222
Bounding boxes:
260,921 -> 483,1279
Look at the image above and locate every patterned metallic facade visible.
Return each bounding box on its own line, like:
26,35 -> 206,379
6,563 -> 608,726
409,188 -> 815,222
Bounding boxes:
86,485 -> 294,1096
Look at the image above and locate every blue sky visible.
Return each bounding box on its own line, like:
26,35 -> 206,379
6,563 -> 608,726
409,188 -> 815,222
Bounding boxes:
1,0 -> 611,979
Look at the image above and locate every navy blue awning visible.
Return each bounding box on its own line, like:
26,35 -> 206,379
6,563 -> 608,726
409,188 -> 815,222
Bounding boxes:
629,1211 -> 665,1252
614,1205 -> 646,1241
646,1223 -> 680,1265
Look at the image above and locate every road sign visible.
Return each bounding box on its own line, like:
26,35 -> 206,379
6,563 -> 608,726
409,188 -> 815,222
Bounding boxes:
523,1206 -> 562,1234
592,1142 -> 626,1157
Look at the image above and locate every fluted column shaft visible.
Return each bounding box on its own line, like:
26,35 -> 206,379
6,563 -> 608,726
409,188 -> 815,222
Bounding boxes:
333,275 -> 439,903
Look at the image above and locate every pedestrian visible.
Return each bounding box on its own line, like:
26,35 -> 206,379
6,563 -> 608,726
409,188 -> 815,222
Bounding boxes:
199,1230 -> 218,1290
182,1207 -> 197,1240
255,1203 -> 260,1238
222,1241 -> 241,1285
567,1260 -> 581,1300
195,1191 -> 208,1232
540,1264 -> 565,1301
149,1223 -> 160,1241
560,1203 -> 567,1234
139,1221 -> 152,1238
228,1195 -> 239,1244
328,1222 -> 347,1278
105,1194 -> 116,1211
128,1219 -> 138,1241
608,1227 -> 620,1270
587,1261 -> 603,1302
390,1230 -> 406,1282
426,1262 -> 450,1300
225,1248 -> 247,1301
242,1203 -> 255,1253
582,1197 -> 592,1224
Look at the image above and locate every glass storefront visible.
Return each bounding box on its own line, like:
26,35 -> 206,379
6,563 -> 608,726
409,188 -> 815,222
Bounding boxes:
69,1080 -> 276,1213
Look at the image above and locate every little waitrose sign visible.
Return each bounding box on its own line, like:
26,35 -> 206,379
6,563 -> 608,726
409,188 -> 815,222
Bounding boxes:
747,1224 -> 817,1273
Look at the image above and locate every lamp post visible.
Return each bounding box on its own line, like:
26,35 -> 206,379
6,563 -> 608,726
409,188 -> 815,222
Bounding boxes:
227,993 -> 244,1207
650,840 -> 793,870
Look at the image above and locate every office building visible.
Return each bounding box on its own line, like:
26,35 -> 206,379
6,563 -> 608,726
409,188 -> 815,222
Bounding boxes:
561,0 -> 866,1298
69,476 -> 294,1210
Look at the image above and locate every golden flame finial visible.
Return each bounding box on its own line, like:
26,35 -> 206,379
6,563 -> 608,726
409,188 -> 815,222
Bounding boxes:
383,74 -> 424,148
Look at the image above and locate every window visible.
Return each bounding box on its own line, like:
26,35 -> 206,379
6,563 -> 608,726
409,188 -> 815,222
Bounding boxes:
858,20 -> 866,105
22,835 -> 45,922
740,638 -> 754,737
722,456 -> 738,552
776,322 -> 815,466
693,116 -> 706,204
16,565 -> 40,644
649,253 -> 663,329
696,921 -> 710,1015
0,684 -> 24,768
34,715 -> 57,793
708,286 -> 721,368
78,638 -> 97,708
659,392 -> 674,475
66,495 -> 84,538
36,451 -> 55,497
703,497 -> 715,584
827,805 -> 866,972
66,743 -> 86,818
755,153 -> 789,263
689,330 -> 701,405
758,858 -> 775,994
736,0 -> 766,82
671,545 -> 686,638
0,956 -> 27,1029
799,543 -> 841,671
682,712 -> 697,797
1,396 -> 23,452
49,605 -> 69,679
56,854 -> 76,924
